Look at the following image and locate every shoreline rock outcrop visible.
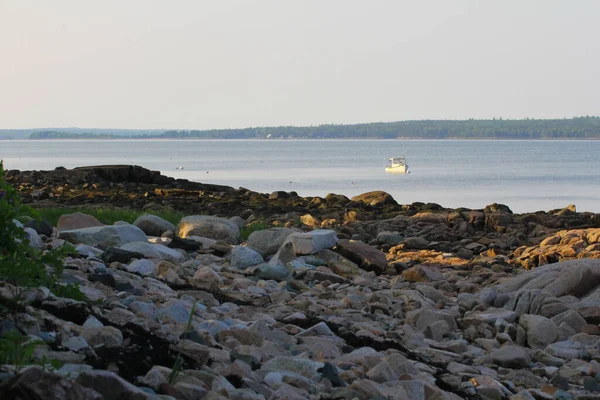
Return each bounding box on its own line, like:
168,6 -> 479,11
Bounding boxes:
2,165 -> 600,399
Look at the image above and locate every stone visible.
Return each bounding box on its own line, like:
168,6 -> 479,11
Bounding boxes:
81,326 -> 124,348
253,263 -> 291,281
190,266 -> 222,291
176,215 -> 240,244
0,366 -> 102,400
133,214 -> 175,236
402,265 -> 444,282
24,219 -> 54,237
262,357 -> 323,379
59,224 -> 148,249
289,230 -> 338,255
76,370 -> 149,400
491,345 -> 531,368
544,340 -> 586,360
24,228 -> 44,248
406,308 -> 458,333
351,191 -> 398,206
336,239 -> 389,274
102,247 -> 145,264
519,314 -> 558,350
57,212 -> 104,232
120,242 -> 185,264
126,259 -> 160,276
229,246 -> 264,269
402,237 -> 429,250
246,228 -> 296,257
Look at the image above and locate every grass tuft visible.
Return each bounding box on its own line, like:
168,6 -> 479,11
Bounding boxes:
21,207 -> 186,226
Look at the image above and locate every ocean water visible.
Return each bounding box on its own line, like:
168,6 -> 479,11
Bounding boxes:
1,139 -> 599,213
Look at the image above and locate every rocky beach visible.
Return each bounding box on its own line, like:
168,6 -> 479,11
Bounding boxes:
2,164 -> 600,400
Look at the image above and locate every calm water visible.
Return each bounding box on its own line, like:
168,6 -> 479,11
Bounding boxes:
1,139 -> 599,213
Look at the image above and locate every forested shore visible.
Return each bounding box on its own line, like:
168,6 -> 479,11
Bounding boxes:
2,116 -> 599,140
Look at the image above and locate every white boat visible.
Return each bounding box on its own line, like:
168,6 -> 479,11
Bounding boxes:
385,156 -> 408,173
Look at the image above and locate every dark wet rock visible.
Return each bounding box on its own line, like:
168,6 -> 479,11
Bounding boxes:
133,214 -> 176,236
24,219 -> 54,237
336,239 -> 388,274
102,247 -> 145,264
167,236 -> 202,251
0,367 -> 102,400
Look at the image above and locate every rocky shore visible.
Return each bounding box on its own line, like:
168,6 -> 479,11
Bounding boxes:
1,165 -> 600,399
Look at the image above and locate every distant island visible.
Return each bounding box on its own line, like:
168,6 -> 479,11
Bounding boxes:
2,116 -> 600,140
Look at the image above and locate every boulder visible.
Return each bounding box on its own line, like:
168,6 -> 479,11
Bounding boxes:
59,224 -> 148,249
491,345 -> 531,368
176,215 -> 240,244
289,230 -> 338,255
0,366 -> 102,400
518,314 -> 558,350
57,212 -> 105,232
133,214 -> 175,236
336,239 -> 388,274
247,228 -> 296,257
102,247 -> 145,264
76,370 -> 149,400
351,191 -> 398,206
228,246 -> 264,269
120,241 -> 185,264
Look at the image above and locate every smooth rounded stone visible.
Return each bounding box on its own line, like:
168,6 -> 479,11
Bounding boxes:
81,326 -> 124,349
176,215 -> 241,244
23,227 -> 44,248
336,239 -> 388,274
126,259 -> 160,276
229,246 -> 264,269
406,308 -> 458,333
57,212 -> 104,232
59,223 -> 149,249
190,266 -> 223,291
76,370 -> 149,400
252,263 -> 291,282
55,363 -> 95,380
544,340 -> 586,360
120,242 -> 185,264
245,228 -> 294,257
133,214 -> 176,237
519,314 -> 558,350
261,357 -> 323,379
491,345 -> 531,368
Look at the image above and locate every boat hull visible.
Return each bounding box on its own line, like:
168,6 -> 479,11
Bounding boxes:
385,166 -> 408,173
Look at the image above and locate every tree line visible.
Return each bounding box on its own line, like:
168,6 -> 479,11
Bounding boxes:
26,116 -> 600,140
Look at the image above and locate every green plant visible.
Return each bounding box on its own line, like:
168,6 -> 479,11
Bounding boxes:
22,206 -> 185,226
167,300 -> 196,385
0,330 -> 44,373
240,221 -> 270,241
0,161 -> 83,316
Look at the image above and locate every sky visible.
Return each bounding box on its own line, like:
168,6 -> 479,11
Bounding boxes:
1,0 -> 599,129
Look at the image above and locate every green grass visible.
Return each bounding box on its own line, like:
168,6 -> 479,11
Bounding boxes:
20,207 -> 186,226
240,221 -> 270,241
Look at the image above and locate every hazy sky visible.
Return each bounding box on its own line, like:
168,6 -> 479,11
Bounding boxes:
1,1 -> 599,129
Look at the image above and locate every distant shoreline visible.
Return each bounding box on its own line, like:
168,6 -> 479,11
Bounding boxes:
2,137 -> 600,141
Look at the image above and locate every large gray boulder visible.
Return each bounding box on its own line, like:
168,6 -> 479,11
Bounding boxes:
176,215 -> 240,244
289,230 -> 338,255
518,314 -> 558,350
120,242 -> 185,264
492,259 -> 600,323
133,214 -> 175,236
59,224 -> 148,249
247,228 -> 296,257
